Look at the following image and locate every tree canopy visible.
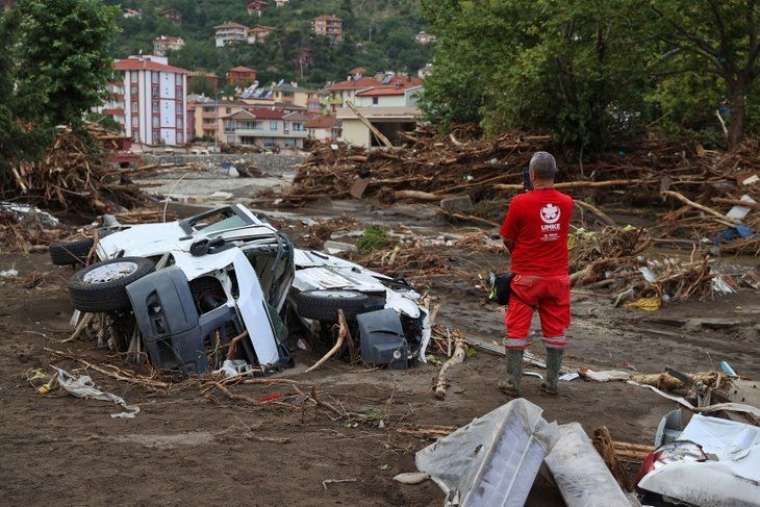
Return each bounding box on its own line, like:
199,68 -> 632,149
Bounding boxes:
421,0 -> 760,151
0,0 -> 118,177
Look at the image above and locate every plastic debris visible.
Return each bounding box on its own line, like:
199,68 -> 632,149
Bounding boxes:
578,369 -> 632,382
625,296 -> 662,311
720,360 -> 738,379
53,367 -> 139,418
0,269 -> 19,279
393,472 -> 430,485
545,423 -> 631,507
214,359 -> 254,378
415,398 -> 559,507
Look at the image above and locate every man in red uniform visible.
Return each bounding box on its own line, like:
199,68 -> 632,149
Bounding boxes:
499,152 -> 573,395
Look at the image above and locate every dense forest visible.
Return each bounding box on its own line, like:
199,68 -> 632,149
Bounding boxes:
106,0 -> 433,90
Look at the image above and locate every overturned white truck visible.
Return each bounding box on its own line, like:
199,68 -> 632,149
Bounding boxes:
52,204 -> 431,375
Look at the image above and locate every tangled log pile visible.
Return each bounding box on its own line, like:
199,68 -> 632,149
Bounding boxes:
288,127 -> 551,202
4,126 -> 151,215
0,209 -> 67,254
289,127 -> 760,256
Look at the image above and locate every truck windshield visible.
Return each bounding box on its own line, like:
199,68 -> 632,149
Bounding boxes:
198,215 -> 248,234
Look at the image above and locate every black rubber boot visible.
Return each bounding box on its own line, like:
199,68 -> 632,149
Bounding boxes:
541,348 -> 563,395
498,349 -> 524,396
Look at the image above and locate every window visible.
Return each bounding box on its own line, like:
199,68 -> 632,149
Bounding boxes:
130,72 -> 138,83
372,97 -> 379,105
270,120 -> 278,130
152,116 -> 159,128
177,132 -> 184,144
131,116 -> 139,128
151,71 -> 159,83
226,107 -> 232,114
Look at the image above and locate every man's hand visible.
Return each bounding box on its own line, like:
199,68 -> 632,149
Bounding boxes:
503,238 -> 515,253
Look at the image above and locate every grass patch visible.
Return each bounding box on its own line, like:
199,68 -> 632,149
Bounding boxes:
356,225 -> 389,254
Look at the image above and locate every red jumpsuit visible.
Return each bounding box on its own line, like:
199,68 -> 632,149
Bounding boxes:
500,188 -> 573,350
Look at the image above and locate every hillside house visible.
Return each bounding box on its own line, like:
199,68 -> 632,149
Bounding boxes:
305,115 -> 339,142
313,15 -> 343,42
226,66 -> 258,87
335,75 -> 424,148
153,36 -> 185,57
222,108 -> 306,149
123,8 -> 142,18
188,99 -> 249,141
215,21 -> 249,47
249,25 -> 275,43
327,77 -> 381,110
247,0 -> 267,16
274,0 -> 288,6
353,84 -> 423,108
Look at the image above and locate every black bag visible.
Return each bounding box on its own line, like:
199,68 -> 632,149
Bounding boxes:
489,272 -> 515,305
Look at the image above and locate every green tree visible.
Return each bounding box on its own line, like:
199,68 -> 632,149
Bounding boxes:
14,0 -> 119,128
645,1 -> 760,148
0,10 -> 49,179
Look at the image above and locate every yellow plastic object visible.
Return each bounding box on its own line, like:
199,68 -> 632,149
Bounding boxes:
625,296 -> 662,312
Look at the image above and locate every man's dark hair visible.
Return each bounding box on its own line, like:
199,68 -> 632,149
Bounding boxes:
529,151 -> 557,180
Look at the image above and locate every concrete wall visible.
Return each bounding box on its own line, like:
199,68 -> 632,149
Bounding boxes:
353,95 -> 406,107
340,119 -> 371,147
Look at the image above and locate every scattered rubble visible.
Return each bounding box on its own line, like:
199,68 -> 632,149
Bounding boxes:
286,126 -> 759,257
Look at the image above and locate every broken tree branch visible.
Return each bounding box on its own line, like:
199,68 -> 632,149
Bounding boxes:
306,310 -> 349,373
574,200 -> 616,226
433,335 -> 466,399
495,178 -> 655,192
661,190 -> 739,225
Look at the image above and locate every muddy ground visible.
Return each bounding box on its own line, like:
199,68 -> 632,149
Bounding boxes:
1,194 -> 758,506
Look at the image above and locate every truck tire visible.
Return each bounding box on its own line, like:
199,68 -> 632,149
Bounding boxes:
68,257 -> 155,313
49,239 -> 94,266
294,289 -> 384,322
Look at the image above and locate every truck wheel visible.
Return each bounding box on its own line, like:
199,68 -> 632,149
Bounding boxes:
294,289 -> 384,321
49,239 -> 94,266
68,257 -> 155,313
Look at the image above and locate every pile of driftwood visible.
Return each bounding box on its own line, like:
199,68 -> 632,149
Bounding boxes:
287,127 -> 551,203
0,210 -> 67,254
569,224 -> 725,300
4,125 -> 151,215
289,127 -> 760,256
350,243 -> 454,282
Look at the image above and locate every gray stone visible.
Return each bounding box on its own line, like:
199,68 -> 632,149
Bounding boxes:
440,195 -> 474,213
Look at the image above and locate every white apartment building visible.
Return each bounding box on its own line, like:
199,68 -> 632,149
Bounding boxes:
112,56 -> 189,146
